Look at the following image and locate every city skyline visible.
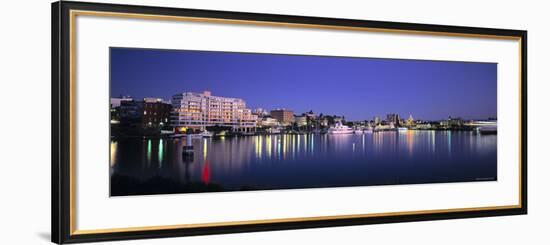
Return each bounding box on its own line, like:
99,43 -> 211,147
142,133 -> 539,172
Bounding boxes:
110,47 -> 497,121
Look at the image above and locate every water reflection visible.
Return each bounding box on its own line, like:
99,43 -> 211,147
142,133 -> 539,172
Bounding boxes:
158,139 -> 164,168
110,141 -> 117,167
202,160 -> 210,184
110,131 -> 497,196
146,139 -> 152,166
447,131 -> 452,157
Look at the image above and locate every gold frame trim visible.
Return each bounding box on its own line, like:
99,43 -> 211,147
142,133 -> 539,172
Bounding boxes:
69,9 -> 523,235
73,205 -> 518,235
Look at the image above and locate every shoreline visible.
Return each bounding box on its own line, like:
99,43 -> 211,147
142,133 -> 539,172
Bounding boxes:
110,128 -> 496,140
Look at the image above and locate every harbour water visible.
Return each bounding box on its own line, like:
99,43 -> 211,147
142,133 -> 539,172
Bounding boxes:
110,131 -> 497,196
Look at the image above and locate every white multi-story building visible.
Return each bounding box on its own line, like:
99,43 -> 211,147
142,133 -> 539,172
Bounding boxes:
171,91 -> 257,132
258,117 -> 279,127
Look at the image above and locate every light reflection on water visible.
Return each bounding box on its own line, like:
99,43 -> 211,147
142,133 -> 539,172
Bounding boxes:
110,131 -> 497,196
109,141 -> 117,167
146,139 -> 152,166
158,139 -> 164,168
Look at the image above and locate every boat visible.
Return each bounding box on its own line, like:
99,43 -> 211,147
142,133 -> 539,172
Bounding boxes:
198,130 -> 213,137
185,130 -> 214,138
271,128 -> 281,134
160,130 -> 174,135
328,122 -> 354,134
397,127 -> 408,132
354,128 -> 364,134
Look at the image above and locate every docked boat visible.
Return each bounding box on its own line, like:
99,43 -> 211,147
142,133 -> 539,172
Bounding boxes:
160,130 -> 174,135
328,122 -> 354,134
270,128 -> 281,134
199,130 -> 213,137
397,127 -> 408,132
187,131 -> 212,139
190,134 -> 203,139
215,130 -> 227,137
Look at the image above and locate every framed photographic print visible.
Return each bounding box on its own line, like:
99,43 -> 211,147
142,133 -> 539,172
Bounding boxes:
52,1 -> 527,244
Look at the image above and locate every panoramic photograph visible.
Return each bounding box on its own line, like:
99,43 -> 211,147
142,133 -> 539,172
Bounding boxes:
109,47 -> 497,196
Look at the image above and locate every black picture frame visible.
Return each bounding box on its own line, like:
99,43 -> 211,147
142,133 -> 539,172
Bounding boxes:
52,1 -> 527,244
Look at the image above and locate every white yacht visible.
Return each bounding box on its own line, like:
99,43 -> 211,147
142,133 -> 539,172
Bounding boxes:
199,130 -> 213,137
328,122 -> 354,134
270,128 -> 281,134
189,130 -> 213,138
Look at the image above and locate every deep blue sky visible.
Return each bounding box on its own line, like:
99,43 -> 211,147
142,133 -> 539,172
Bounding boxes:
110,47 -> 497,121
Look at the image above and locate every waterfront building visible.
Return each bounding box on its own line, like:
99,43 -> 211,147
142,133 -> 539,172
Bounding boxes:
270,109 -> 294,125
293,111 -> 318,129
110,96 -> 133,124
142,98 -> 172,128
374,124 -> 394,131
295,115 -> 308,127
406,114 -> 415,128
118,99 -> 143,127
386,113 -> 400,124
171,91 -> 257,132
258,117 -> 279,127
440,116 -> 464,128
114,97 -> 171,129
320,117 -> 329,127
374,116 -> 381,125
416,123 -> 433,130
